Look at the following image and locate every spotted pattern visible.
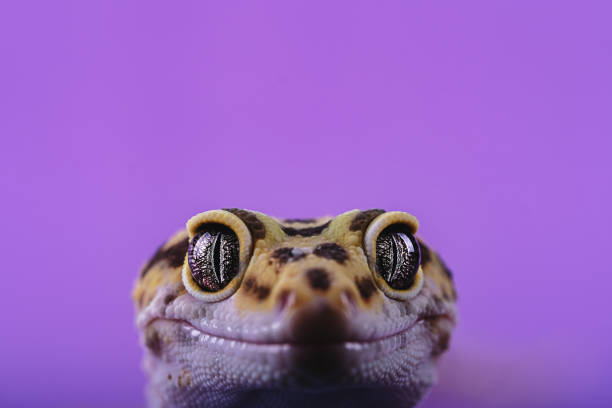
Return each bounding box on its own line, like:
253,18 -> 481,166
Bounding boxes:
306,268 -> 331,291
223,208 -> 266,240
349,209 -> 385,232
281,221 -> 331,237
313,243 -> 349,264
243,277 -> 271,300
141,237 -> 189,278
271,247 -> 306,264
355,276 -> 377,301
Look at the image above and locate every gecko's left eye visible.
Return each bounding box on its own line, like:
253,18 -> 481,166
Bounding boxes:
363,211 -> 424,301
188,224 -> 239,292
375,225 -> 421,290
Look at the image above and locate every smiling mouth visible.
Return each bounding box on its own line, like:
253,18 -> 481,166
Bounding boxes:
143,313 -> 454,387
144,311 -> 454,349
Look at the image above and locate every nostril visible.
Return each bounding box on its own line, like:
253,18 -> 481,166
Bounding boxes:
339,290 -> 357,314
276,289 -> 295,313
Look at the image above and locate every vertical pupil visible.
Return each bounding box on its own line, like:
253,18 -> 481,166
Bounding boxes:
188,224 -> 239,292
212,232 -> 222,283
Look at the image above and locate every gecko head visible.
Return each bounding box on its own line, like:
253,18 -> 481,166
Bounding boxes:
133,209 -> 457,407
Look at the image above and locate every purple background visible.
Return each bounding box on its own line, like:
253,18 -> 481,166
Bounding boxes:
1,1 -> 611,407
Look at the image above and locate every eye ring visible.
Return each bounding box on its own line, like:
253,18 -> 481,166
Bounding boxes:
182,210 -> 252,302
363,211 -> 424,301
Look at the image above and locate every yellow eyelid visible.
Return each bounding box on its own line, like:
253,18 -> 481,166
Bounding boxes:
182,210 -> 253,302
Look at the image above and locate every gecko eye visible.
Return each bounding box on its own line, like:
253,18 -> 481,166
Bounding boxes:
375,225 -> 420,290
363,211 -> 424,300
188,224 -> 240,292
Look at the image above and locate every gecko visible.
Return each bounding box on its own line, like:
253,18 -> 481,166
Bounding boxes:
132,209 -> 457,408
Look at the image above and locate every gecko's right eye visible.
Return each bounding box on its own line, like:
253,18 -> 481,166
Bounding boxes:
182,209 -> 253,302
188,224 -> 239,292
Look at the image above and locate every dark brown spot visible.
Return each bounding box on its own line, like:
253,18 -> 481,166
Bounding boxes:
349,209 -> 385,232
243,277 -> 271,300
256,286 -> 270,300
426,317 -> 451,357
223,208 -> 266,240
168,374 -> 172,380
163,292 -> 177,305
144,327 -> 162,357
438,255 -> 453,280
270,247 -> 306,264
417,238 -> 432,265
434,330 -> 451,356
243,277 -> 255,291
141,236 -> 189,278
306,268 -> 330,291
282,220 -> 331,237
177,370 -> 192,388
355,277 -> 377,301
313,243 -> 349,264
271,247 -> 293,264
283,218 -> 317,224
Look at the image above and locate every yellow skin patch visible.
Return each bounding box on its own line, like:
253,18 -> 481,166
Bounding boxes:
233,211 -> 383,314
132,209 -> 457,408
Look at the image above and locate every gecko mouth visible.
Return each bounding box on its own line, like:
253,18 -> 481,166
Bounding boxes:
144,311 -> 454,348
144,311 -> 454,387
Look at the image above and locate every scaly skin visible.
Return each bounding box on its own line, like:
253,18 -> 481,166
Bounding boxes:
133,209 -> 457,408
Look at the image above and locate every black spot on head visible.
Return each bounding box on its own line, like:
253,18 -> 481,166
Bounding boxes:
271,247 -> 293,264
283,218 -> 317,224
255,286 -> 270,300
355,277 -> 376,301
282,220 -> 331,237
243,277 -> 255,290
243,277 -> 271,300
349,209 -> 385,232
417,238 -> 432,265
271,247 -> 306,264
223,208 -> 266,240
313,243 -> 349,264
141,236 -> 189,278
306,268 -> 331,291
